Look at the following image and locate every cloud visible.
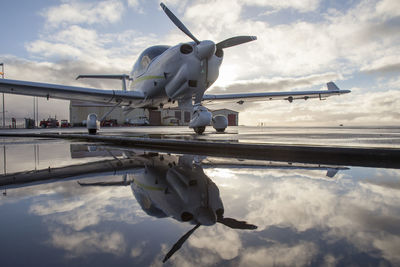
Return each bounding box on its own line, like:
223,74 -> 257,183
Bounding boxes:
361,56 -> 400,74
126,0 -> 144,13
210,72 -> 341,94
376,0 -> 400,19
41,0 -> 125,27
245,0 -> 321,13
25,25 -> 156,66
215,87 -> 400,126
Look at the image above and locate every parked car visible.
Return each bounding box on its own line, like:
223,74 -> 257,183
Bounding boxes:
126,116 -> 149,126
40,118 -> 59,128
101,119 -> 118,127
60,120 -> 71,128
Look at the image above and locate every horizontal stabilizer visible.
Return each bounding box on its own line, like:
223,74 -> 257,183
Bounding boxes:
76,74 -> 131,80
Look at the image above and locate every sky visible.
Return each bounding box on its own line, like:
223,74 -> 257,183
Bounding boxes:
0,0 -> 399,126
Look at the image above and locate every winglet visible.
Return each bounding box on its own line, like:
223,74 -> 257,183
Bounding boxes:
327,82 -> 340,91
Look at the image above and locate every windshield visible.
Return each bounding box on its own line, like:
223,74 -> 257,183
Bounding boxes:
131,45 -> 170,77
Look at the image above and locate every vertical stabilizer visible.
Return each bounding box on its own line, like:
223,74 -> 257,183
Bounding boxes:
327,82 -> 340,91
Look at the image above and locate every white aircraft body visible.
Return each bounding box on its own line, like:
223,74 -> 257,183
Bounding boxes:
0,3 -> 350,134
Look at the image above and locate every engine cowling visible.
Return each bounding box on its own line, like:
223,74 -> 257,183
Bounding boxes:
212,115 -> 228,132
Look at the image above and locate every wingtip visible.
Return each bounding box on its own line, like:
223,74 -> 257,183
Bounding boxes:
160,2 -> 166,9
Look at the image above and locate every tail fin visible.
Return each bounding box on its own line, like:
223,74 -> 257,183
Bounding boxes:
326,168 -> 339,178
327,82 -> 340,91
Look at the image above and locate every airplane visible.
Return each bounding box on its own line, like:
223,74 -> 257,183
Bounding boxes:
0,3 -> 350,134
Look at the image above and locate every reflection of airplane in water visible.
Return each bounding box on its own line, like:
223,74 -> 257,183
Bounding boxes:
0,145 -> 348,262
78,153 -> 258,262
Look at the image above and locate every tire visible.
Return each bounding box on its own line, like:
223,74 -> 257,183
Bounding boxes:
194,126 -> 205,134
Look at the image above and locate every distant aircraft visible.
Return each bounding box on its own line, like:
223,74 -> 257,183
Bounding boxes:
0,3 -> 350,134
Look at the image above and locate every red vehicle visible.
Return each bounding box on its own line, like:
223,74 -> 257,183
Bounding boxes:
60,120 -> 71,128
40,118 -> 59,128
101,119 -> 118,127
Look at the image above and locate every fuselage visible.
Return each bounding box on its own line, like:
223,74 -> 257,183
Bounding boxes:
127,42 -> 223,109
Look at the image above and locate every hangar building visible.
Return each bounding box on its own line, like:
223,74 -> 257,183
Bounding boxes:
69,101 -> 238,126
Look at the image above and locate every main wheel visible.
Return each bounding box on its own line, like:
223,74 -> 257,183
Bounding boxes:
193,126 -> 205,134
88,129 -> 97,135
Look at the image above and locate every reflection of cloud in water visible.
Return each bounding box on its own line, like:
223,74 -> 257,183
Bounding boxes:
189,226 -> 242,260
4,154 -> 400,265
239,241 -> 318,267
23,178 -> 148,231
50,228 -> 126,257
206,167 -> 400,265
130,241 -> 147,258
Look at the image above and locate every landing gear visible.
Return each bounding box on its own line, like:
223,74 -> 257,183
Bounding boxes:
193,126 -> 205,134
189,104 -> 212,135
86,113 -> 100,135
212,115 -> 228,133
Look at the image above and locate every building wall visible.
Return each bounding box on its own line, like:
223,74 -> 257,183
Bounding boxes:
212,109 -> 239,126
161,108 -> 191,125
69,101 -> 147,126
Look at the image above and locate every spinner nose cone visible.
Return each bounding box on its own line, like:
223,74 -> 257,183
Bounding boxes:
196,40 -> 216,59
196,207 -> 217,226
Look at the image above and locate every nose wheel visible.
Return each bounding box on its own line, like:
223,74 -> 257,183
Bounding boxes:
193,126 -> 205,134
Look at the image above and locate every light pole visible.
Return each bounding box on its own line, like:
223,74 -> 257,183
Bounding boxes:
0,63 -> 4,128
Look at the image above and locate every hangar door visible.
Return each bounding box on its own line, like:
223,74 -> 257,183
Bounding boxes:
149,110 -> 161,125
228,114 -> 237,126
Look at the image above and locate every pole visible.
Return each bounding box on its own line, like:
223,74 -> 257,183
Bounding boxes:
0,63 -> 4,128
36,97 -> 39,128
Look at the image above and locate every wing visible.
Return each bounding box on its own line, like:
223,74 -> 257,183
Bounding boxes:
0,78 -> 145,105
202,82 -> 350,104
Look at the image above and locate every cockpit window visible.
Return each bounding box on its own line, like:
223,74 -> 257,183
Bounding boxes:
132,45 -> 170,77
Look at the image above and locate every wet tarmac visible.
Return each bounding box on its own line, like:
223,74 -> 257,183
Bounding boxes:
1,128 -> 400,266
2,125 -> 400,148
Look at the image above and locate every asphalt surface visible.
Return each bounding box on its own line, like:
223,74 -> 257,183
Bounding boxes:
0,126 -> 399,168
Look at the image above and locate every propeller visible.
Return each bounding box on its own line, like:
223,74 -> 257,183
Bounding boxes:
160,2 -> 257,103
160,3 -> 200,44
160,2 -> 256,51
216,36 -> 257,50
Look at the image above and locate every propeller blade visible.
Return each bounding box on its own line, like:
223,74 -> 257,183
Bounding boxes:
216,36 -> 257,50
217,217 -> 257,230
163,224 -> 201,263
160,3 -> 200,44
